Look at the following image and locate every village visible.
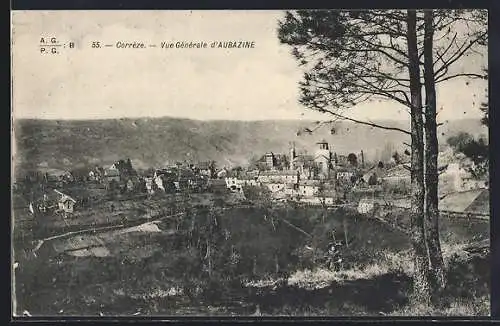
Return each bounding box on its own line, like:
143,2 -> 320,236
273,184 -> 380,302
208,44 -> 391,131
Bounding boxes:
17,138 -> 489,221
11,136 -> 491,319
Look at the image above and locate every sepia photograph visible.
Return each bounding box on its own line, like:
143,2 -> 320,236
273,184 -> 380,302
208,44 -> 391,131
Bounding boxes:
11,9 -> 490,317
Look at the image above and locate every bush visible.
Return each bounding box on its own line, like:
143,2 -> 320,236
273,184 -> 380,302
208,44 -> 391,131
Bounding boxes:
381,179 -> 411,196
242,185 -> 272,202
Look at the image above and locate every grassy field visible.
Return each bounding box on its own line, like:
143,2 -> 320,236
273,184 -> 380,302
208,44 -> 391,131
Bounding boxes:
12,186 -> 490,316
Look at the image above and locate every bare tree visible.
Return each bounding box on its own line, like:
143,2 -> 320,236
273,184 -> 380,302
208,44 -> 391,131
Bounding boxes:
278,9 -> 487,304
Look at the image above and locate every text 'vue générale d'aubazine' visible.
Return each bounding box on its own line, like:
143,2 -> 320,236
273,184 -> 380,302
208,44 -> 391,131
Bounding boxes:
89,40 -> 256,50
159,41 -> 256,49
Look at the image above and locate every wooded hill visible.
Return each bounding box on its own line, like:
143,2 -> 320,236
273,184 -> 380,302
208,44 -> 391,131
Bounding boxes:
13,117 -> 486,173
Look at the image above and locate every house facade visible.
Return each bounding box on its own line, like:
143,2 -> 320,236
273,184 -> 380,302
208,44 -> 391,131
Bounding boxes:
265,182 -> 287,193
299,196 -> 335,205
197,161 -> 215,178
59,197 -> 76,213
298,180 -> 321,197
335,168 -> 356,183
104,165 -> 121,183
256,170 -> 299,184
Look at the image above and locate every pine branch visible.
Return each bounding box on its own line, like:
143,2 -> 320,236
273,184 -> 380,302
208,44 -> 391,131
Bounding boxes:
312,105 -> 411,135
435,73 -> 487,84
354,75 -> 412,108
434,31 -> 487,78
433,32 -> 458,68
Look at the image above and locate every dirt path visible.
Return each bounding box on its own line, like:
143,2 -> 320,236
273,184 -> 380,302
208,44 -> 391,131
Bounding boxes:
32,212 -> 185,254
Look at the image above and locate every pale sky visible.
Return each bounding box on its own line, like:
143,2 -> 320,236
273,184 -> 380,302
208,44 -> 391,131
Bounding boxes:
11,10 -> 488,122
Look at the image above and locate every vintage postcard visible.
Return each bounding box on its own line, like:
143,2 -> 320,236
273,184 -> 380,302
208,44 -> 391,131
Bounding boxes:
11,10 -> 490,317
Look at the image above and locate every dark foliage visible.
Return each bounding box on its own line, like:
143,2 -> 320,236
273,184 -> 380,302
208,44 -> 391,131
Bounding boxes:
446,132 -> 488,166
347,153 -> 358,167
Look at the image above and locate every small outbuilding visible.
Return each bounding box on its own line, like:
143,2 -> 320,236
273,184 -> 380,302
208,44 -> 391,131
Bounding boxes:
54,189 -> 77,213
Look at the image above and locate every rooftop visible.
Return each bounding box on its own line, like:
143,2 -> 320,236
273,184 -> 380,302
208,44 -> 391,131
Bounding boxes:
197,161 -> 212,170
439,189 -> 488,213
464,189 -> 489,214
258,170 -> 298,176
384,164 -> 411,178
54,189 -> 77,203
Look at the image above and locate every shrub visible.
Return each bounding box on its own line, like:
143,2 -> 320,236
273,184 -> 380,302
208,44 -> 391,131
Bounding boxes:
242,185 -> 272,202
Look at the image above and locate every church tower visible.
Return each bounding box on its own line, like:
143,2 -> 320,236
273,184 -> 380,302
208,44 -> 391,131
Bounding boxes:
314,139 -> 332,178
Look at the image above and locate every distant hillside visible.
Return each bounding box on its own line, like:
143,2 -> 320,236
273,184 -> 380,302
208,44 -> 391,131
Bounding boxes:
12,116 -> 487,173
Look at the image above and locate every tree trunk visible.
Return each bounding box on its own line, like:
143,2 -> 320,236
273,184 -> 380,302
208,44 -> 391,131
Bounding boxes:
406,9 -> 431,305
423,10 -> 446,296
12,258 -> 17,316
275,253 -> 279,274
206,239 -> 212,277
343,216 -> 349,248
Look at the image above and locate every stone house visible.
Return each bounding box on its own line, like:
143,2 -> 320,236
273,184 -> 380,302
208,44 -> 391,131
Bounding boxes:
104,165 -> 121,183
298,180 -> 321,197
256,170 -> 299,184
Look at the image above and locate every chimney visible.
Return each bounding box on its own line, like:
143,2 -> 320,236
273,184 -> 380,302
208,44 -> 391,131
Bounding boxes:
360,150 -> 365,168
